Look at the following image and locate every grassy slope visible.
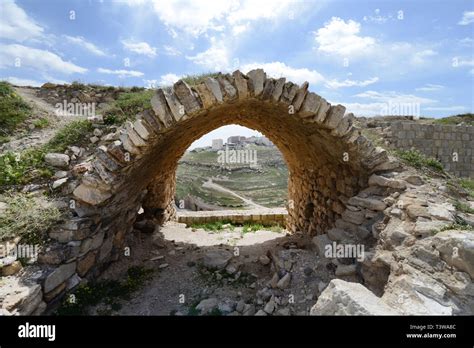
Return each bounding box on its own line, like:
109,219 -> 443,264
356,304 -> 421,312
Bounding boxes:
176,145 -> 288,208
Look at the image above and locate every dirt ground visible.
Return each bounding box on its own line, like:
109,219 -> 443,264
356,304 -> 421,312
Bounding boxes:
91,221 -> 333,316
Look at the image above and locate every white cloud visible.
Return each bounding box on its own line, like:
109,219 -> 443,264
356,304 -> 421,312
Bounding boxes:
122,40 -> 157,57
313,18 -> 439,71
186,38 -> 231,71
232,61 -> 375,89
163,45 -> 181,56
64,35 -> 106,56
124,0 -> 309,37
97,68 -> 144,78
241,61 -> 325,85
411,49 -> 438,65
415,83 -> 444,92
0,76 -> 43,87
148,1 -> 234,36
231,24 -> 248,35
0,0 -> 44,42
354,90 -> 436,105
326,77 -> 379,89
226,0 -> 296,25
0,44 -> 87,74
458,11 -> 474,25
159,73 -> 182,86
314,17 -> 376,56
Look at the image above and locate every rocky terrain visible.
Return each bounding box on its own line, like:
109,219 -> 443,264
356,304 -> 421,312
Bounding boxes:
0,74 -> 473,317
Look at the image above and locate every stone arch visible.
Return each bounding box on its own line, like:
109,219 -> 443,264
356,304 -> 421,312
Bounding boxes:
69,68 -> 390,270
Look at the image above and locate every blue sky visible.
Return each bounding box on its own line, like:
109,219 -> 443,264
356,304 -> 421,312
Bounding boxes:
0,0 -> 473,147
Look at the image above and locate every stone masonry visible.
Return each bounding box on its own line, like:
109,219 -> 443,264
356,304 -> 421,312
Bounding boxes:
388,122 -> 474,178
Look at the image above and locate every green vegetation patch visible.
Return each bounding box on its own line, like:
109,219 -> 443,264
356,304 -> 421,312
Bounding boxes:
0,81 -> 32,135
0,120 -> 92,187
454,200 -> 474,214
439,222 -> 474,233
32,118 -> 49,129
103,89 -> 153,125
56,266 -> 154,315
394,149 -> 444,173
433,113 -> 474,126
0,192 -> 62,244
44,119 -> 93,153
182,72 -> 220,86
189,220 -> 284,234
459,178 -> 474,198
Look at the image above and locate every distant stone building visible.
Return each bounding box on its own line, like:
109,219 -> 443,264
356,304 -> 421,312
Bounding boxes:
212,139 -> 223,150
227,136 -> 247,145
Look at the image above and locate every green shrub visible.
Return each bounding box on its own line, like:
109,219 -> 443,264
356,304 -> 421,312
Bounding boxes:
0,149 -> 51,186
56,266 -> 154,315
44,120 -> 93,153
433,113 -> 474,126
33,118 -> 49,129
454,200 -> 474,214
0,193 -> 62,244
395,149 -> 444,172
242,223 -> 265,233
0,81 -> 32,135
0,120 -> 92,186
103,89 -> 153,125
459,178 -> 474,198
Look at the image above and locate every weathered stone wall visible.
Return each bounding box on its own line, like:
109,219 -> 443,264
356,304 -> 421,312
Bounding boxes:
388,122 -> 474,178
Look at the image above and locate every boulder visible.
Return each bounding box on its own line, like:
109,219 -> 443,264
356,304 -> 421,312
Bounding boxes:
310,279 -> 399,315
348,196 -> 386,211
368,174 -> 406,190
44,153 -> 70,168
201,250 -> 233,270
196,298 -> 218,315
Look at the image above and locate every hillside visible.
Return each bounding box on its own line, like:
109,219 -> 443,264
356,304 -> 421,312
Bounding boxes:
176,144 -> 288,209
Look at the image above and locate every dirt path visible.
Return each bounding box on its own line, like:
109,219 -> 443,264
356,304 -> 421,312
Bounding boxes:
203,178 -> 266,209
1,87 -> 85,152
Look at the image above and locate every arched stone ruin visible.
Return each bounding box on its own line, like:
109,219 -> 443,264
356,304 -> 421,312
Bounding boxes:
73,68 -> 388,232
38,69 -> 396,308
